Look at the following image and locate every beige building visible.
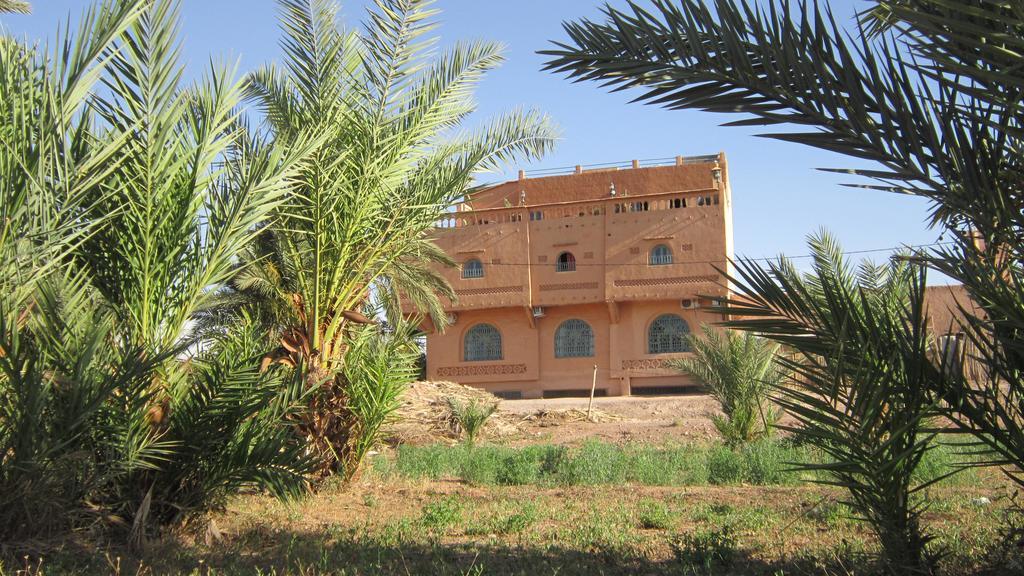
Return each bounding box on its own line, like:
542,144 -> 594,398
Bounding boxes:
423,154 -> 734,398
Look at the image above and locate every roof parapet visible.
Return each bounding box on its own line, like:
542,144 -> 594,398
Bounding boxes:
519,154 -> 720,179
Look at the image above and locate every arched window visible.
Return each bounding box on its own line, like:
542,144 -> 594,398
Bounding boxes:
462,259 -> 484,279
648,314 -> 691,354
555,319 -> 594,358
649,244 -> 673,266
556,252 -> 576,272
464,324 -> 502,361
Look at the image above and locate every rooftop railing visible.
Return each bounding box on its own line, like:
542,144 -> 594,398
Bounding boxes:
521,154 -> 721,178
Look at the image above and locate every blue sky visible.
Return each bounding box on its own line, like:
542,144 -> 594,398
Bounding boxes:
1,0 -> 945,275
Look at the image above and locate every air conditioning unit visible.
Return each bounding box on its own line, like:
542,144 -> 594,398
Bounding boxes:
446,312 -> 458,325
680,298 -> 700,310
532,306 -> 546,318
710,299 -> 723,308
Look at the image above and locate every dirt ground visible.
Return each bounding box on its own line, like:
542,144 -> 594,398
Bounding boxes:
388,380 -> 802,447
499,393 -> 727,446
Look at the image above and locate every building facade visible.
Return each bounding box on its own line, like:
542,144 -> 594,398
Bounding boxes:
423,153 -> 734,399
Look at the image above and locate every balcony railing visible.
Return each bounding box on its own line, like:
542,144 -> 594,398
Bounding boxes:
435,188 -> 721,229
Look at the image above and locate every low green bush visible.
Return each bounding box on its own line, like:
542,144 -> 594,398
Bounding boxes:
913,441 -> 977,487
743,440 -> 802,485
553,441 -> 629,485
707,445 -> 745,485
637,499 -> 674,530
383,438 -> 963,488
395,444 -> 464,479
419,496 -> 463,533
459,446 -> 506,485
497,449 -> 541,485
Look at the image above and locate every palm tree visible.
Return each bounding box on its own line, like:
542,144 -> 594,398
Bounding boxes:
543,0 -> 1024,487
243,0 -> 557,475
726,231 -> 943,573
0,1 -> 30,14
670,326 -> 781,447
2,0 -> 317,541
0,0 -> 147,539
76,0 -> 320,535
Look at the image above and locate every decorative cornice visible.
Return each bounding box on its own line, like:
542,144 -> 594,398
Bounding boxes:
614,274 -> 718,288
539,281 -> 599,292
454,285 -> 524,296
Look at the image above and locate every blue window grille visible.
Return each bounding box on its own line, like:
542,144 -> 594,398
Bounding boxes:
556,252 -> 576,272
648,314 -> 691,354
464,324 -> 502,361
462,259 -> 484,279
555,319 -> 594,358
649,244 -> 673,266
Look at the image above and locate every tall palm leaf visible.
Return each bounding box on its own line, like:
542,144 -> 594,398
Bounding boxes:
723,231 -> 943,573
0,1 -> 30,14
73,0 -> 319,536
543,0 -> 1024,485
0,0 -> 148,538
246,0 -> 557,475
81,0 -> 313,353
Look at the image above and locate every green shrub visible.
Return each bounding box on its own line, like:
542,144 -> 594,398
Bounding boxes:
913,441 -> 975,487
553,441 -> 628,485
388,439 -> 967,493
497,450 -> 541,485
637,499 -> 674,530
742,440 -> 798,485
459,446 -> 508,485
420,496 -> 463,533
396,444 -> 464,479
488,501 -> 539,535
707,446 -> 745,485
626,445 -> 709,485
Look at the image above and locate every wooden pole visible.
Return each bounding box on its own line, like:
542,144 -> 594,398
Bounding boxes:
587,364 -> 598,422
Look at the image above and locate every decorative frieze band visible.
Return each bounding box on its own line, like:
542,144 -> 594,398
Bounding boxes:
455,285 -> 524,296
539,281 -> 599,292
621,359 -> 671,371
613,274 -> 718,288
437,363 -> 528,378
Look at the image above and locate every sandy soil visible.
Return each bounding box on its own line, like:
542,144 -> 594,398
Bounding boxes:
389,381 -> 799,447
498,393 -> 726,446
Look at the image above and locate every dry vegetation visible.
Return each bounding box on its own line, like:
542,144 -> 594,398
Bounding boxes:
5,383 -> 1022,576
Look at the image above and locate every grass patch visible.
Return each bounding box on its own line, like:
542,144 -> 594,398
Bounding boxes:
383,439 -> 816,487
419,496 -> 463,534
636,498 -> 674,530
465,500 -> 539,536
670,525 -> 738,573
381,437 -> 975,490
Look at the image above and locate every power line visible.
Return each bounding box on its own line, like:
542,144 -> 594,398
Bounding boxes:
458,241 -> 954,268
